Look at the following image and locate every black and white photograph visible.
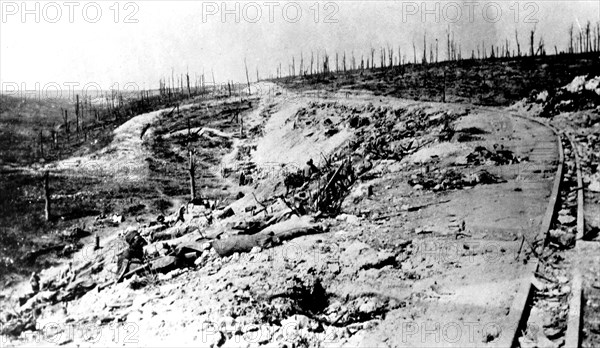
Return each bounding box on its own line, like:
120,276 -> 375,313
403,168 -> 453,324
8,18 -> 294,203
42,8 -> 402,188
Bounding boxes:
1,0 -> 600,346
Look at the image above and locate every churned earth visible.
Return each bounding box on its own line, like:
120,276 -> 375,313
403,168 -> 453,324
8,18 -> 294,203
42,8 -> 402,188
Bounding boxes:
1,83 -> 560,348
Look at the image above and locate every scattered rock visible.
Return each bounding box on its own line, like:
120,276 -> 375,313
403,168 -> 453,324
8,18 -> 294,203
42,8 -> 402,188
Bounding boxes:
360,251 -> 396,270
544,326 -> 564,340
336,214 -> 361,225
557,215 -> 575,225
589,176 -> 600,192
549,229 -> 575,248
217,207 -> 235,219
112,214 -> 125,223
206,330 -> 226,348
482,324 -> 501,343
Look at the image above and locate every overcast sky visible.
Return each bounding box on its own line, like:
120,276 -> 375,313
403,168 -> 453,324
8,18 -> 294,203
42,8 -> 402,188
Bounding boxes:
1,0 -> 599,93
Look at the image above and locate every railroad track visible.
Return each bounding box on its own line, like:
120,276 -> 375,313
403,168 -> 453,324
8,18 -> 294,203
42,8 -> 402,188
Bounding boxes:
505,113 -> 587,348
562,130 -> 584,348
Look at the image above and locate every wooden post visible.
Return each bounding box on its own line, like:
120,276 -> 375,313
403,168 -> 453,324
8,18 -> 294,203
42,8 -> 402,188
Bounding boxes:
188,150 -> 196,202
240,116 -> 244,138
43,171 -> 50,221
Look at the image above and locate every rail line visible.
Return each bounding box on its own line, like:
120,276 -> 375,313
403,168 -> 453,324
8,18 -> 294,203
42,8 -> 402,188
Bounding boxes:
506,113 -> 586,348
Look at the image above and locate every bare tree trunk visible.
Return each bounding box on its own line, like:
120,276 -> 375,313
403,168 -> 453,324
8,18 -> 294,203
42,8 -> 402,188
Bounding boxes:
63,109 -> 69,135
442,70 -> 447,103
429,44 -> 433,64
39,130 -> 44,158
244,58 -> 251,93
422,32 -> 427,64
447,28 -> 451,61
371,48 -> 375,69
51,130 -> 56,149
189,150 -> 196,202
398,46 -> 402,66
316,51 -> 320,74
75,94 -> 80,135
43,171 -> 50,221
586,21 -> 591,52
530,26 -> 536,56
187,72 -> 191,98
240,115 -> 244,138
482,40 -> 486,59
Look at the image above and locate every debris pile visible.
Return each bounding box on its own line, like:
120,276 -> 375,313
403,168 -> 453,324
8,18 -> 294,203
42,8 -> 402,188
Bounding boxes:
408,168 -> 504,191
534,75 -> 600,117
574,132 -> 600,194
274,101 -> 468,211
466,145 -> 521,165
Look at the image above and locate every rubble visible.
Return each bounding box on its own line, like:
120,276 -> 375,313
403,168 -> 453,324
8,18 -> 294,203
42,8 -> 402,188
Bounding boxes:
408,168 -> 504,191
535,75 -> 600,117
588,173 -> 600,193
0,315 -> 36,337
466,145 -> 521,165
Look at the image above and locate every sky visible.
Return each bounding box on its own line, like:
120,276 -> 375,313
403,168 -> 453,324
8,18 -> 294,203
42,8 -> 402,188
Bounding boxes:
1,0 -> 599,94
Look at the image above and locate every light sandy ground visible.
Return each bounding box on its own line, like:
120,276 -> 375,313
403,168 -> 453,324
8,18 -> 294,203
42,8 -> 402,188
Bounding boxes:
45,104 -> 196,181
